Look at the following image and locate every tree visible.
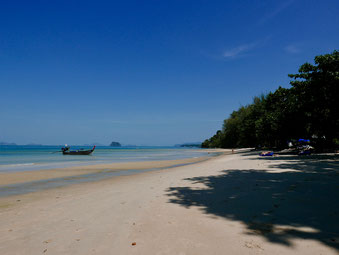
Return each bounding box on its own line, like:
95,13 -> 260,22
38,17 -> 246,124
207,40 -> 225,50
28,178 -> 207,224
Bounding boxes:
202,50 -> 339,150
289,50 -> 339,148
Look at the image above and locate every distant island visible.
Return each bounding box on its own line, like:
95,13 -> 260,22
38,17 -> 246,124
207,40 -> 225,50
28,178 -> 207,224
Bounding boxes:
83,143 -> 105,146
175,143 -> 202,148
0,142 -> 17,146
110,142 -> 121,147
0,142 -> 43,146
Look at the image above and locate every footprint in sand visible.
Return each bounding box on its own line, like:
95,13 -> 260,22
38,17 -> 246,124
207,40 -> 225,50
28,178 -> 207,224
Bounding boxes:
244,240 -> 264,250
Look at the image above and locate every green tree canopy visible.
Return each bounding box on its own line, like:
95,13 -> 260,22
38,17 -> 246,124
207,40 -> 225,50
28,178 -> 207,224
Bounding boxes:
202,50 -> 339,150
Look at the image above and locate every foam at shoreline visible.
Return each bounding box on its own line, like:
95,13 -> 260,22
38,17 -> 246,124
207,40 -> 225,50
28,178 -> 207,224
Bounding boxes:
0,146 -> 215,173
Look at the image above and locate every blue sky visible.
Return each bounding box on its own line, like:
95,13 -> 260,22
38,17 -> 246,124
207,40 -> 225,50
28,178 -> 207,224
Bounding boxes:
1,0 -> 338,145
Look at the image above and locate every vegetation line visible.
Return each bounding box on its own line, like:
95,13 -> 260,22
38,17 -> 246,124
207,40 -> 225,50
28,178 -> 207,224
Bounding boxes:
202,50 -> 339,151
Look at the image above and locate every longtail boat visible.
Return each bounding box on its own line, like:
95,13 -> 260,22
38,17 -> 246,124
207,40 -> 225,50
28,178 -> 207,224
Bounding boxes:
61,145 -> 96,155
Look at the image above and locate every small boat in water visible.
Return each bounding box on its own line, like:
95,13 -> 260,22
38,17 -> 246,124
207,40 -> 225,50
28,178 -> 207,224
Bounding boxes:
61,145 -> 96,155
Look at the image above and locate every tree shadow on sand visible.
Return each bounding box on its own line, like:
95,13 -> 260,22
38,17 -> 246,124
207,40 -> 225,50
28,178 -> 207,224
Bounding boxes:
166,156 -> 339,250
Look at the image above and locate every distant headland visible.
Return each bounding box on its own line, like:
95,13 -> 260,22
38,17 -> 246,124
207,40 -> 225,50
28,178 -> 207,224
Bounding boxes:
0,142 -> 17,146
175,143 -> 202,148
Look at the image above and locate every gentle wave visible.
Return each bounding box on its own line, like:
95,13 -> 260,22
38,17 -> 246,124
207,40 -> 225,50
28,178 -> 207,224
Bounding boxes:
0,146 -> 211,172
0,163 -> 36,168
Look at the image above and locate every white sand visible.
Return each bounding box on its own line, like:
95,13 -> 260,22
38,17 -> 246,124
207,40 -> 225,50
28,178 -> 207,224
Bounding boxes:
0,151 -> 338,254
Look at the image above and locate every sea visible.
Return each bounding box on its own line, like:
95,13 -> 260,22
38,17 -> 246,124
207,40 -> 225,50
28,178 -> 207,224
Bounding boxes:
0,145 -> 218,196
0,145 -> 214,173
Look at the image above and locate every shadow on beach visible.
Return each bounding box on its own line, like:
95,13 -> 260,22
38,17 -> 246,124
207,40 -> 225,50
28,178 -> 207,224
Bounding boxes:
166,155 -> 339,250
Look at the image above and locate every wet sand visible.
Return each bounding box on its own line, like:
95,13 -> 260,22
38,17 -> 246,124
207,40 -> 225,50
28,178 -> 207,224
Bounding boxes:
0,156 -> 210,186
0,150 -> 338,254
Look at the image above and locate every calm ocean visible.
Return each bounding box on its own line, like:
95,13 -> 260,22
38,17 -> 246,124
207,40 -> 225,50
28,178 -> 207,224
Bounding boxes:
0,145 -> 212,173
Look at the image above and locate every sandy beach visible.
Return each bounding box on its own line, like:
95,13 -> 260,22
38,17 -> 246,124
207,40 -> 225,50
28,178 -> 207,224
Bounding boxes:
0,151 -> 338,254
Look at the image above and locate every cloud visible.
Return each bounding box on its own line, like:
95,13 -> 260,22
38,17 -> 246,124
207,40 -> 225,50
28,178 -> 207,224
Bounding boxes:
284,44 -> 301,54
258,0 -> 295,25
222,37 -> 270,59
222,42 -> 258,58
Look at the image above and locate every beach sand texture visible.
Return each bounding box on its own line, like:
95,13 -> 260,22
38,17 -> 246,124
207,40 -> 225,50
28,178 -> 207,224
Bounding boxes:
0,151 -> 338,254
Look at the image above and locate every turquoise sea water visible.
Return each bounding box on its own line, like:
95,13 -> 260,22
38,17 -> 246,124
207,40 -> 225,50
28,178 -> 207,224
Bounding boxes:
0,145 -> 212,173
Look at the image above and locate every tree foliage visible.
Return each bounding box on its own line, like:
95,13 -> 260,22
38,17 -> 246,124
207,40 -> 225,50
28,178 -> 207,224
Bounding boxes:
202,50 -> 339,150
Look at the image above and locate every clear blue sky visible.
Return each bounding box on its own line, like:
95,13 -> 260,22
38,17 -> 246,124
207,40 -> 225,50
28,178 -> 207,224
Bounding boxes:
1,0 -> 338,145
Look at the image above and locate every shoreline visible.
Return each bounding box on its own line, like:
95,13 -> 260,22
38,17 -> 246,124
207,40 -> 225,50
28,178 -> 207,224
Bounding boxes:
0,149 -> 231,196
0,149 -> 231,210
0,150 -> 338,254
0,147 -> 222,173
